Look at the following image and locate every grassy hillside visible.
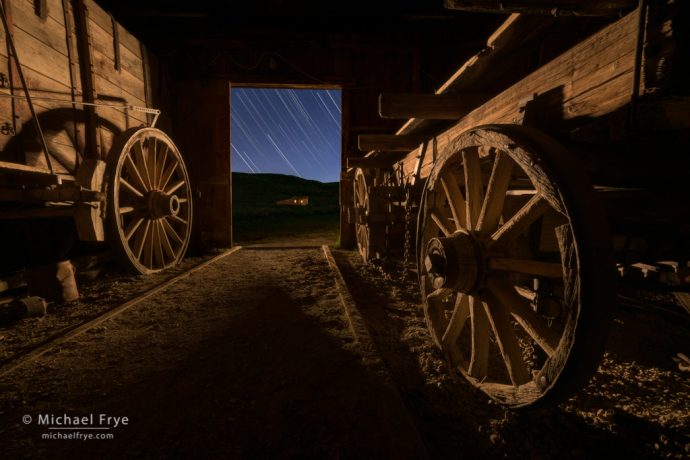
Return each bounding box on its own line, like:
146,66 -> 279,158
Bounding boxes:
232,172 -> 340,243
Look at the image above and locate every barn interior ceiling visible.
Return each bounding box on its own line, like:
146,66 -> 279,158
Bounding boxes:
94,0 -> 506,90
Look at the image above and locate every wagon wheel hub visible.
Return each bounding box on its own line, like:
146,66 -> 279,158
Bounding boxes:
148,191 -> 181,218
424,230 -> 486,293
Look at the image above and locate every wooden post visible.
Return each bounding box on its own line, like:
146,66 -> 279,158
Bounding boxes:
72,0 -> 101,160
172,78 -> 232,250
339,87 -> 355,249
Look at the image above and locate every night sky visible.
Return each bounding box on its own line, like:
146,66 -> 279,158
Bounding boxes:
231,88 -> 342,183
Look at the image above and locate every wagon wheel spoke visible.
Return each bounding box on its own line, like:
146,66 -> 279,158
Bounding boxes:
477,151 -> 513,237
119,178 -> 144,198
166,180 -> 185,195
430,208 -> 452,237
488,194 -> 551,251
442,293 -> 470,345
161,217 -> 184,245
441,293 -> 470,367
486,276 -> 559,357
143,220 -> 155,269
124,155 -> 149,193
169,214 -> 188,225
462,149 -> 484,230
424,288 -> 452,337
133,140 -> 153,191
488,258 -> 563,278
125,215 -> 145,241
119,206 -> 135,215
440,171 -> 466,230
147,138 -> 157,189
482,291 -> 531,386
159,220 -> 176,260
157,145 -> 170,189
133,219 -> 151,260
152,220 -> 166,268
468,295 -> 490,379
159,157 -> 179,191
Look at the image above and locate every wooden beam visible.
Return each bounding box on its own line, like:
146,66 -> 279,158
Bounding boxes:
358,134 -> 427,151
347,152 -> 407,169
396,13 -> 557,135
379,93 -> 491,120
443,0 -> 635,17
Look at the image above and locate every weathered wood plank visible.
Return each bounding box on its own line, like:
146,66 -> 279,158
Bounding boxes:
93,73 -> 146,110
11,25 -> 72,89
14,64 -> 73,95
21,0 -> 65,26
92,47 -> 146,103
86,0 -> 141,58
12,0 -> 68,57
88,15 -> 144,81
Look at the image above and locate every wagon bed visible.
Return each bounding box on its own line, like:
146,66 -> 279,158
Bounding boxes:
0,0 -> 193,275
347,0 -> 690,408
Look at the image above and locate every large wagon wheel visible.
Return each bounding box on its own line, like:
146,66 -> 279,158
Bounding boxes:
106,127 -> 193,274
417,124 -> 615,408
354,168 -> 375,262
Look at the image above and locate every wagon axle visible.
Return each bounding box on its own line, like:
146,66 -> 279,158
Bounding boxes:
148,191 -> 182,219
424,230 -> 486,294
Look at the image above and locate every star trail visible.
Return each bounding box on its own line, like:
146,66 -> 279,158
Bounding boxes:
231,88 -> 342,183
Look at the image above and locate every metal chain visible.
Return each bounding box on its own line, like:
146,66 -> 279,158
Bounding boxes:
400,180 -> 413,283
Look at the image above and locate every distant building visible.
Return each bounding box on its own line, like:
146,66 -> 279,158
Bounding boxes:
276,196 -> 309,206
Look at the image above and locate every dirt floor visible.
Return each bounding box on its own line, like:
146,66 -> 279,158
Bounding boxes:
0,234 -> 688,459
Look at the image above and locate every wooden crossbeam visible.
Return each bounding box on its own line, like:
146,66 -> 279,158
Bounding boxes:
358,134 -> 427,151
443,0 -> 635,17
347,152 -> 408,169
379,93 -> 491,120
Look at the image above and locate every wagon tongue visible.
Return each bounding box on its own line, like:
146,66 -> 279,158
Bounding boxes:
423,230 -> 485,293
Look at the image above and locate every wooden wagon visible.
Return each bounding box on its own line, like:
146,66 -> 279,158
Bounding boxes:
348,0 -> 690,408
0,0 -> 192,275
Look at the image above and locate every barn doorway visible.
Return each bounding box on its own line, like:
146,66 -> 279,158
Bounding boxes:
230,87 -> 342,246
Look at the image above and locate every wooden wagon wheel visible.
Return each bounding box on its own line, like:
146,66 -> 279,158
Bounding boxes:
106,127 -> 193,274
354,168 -> 373,262
417,124 -> 615,408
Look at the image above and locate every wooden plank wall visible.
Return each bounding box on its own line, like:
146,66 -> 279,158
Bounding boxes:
1,0 -> 81,170
86,0 -> 147,158
0,0 -> 149,173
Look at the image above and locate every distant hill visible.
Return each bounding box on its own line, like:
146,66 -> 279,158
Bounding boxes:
232,173 -> 340,242
232,172 -> 338,214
